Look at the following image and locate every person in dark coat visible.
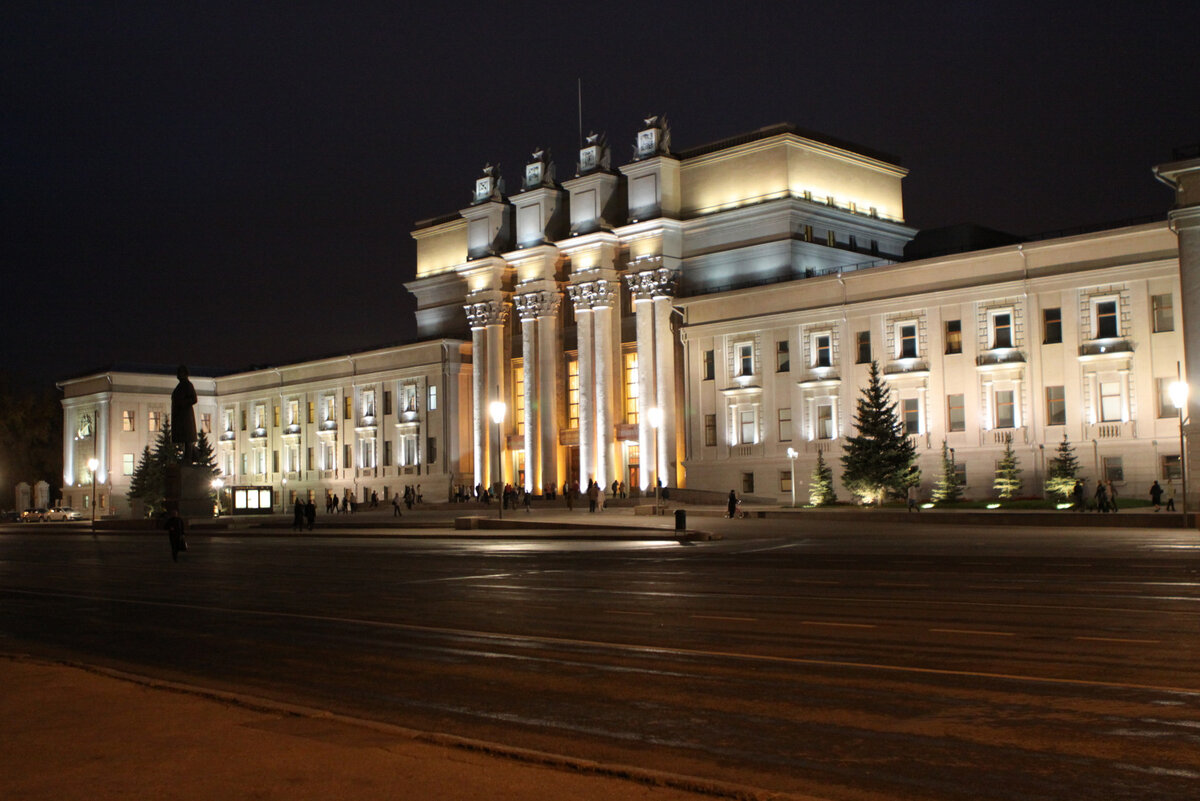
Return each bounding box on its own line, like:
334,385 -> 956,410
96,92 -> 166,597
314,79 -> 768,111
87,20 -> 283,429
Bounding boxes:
292,498 -> 305,531
1149,480 -> 1163,512
1094,481 -> 1108,513
727,490 -> 739,519
1072,479 -> 1085,512
164,508 -> 187,562
304,499 -> 316,530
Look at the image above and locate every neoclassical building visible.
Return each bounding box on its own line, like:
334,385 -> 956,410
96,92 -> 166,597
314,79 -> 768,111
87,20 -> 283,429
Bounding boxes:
58,120 -> 1200,516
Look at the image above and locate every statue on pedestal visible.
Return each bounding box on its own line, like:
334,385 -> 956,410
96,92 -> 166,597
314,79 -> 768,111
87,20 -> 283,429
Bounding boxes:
171,365 -> 198,464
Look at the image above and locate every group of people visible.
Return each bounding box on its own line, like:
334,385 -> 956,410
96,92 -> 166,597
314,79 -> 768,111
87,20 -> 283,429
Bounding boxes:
390,485 -> 422,516
1149,479 -> 1179,512
292,497 -> 317,531
1069,478 -> 1179,513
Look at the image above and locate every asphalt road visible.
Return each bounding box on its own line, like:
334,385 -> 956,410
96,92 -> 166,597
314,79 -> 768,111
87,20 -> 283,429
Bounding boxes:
2,519 -> 1199,800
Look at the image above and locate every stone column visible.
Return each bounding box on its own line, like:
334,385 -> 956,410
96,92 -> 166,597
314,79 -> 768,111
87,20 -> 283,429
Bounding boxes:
518,299 -> 539,494
593,284 -> 617,489
537,296 -> 560,495
633,298 -> 656,491
465,300 -> 508,491
469,326 -> 486,490
62,407 -> 75,488
653,294 -> 676,486
486,318 -> 506,488
576,302 -> 595,487
97,397 -> 110,485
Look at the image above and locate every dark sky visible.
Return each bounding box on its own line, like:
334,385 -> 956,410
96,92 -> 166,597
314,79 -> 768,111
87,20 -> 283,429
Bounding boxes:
4,1 -> 1197,389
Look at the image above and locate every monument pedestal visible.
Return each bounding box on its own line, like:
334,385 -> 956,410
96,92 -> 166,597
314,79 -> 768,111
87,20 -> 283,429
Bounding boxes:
166,463 -> 213,519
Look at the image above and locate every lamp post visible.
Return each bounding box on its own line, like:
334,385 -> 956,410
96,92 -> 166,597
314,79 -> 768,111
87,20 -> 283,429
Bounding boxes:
489,399 -> 506,520
786,447 -> 798,507
647,407 -> 662,507
1170,364 -> 1189,518
86,457 -> 99,532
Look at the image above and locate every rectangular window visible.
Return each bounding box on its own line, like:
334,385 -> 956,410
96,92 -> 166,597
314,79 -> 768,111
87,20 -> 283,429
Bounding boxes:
737,343 -> 754,376
776,340 -> 790,372
122,410 -> 135,432
272,450 -> 279,473
1099,381 -> 1122,422
362,438 -> 376,469
148,411 -> 161,432
624,351 -> 639,424
742,472 -> 755,494
1158,377 -> 1178,418
383,440 -> 392,467
945,320 -> 962,354
991,312 -> 1013,349
1103,456 -> 1124,483
201,413 -> 211,434
567,359 -> 580,429
704,414 -> 717,447
1096,300 -> 1119,339
780,470 -> 792,493
778,408 -> 792,442
898,324 -> 918,358
994,390 -> 1015,429
307,401 -> 314,424
286,401 -> 298,426
954,463 -> 967,488
343,444 -> 352,469
1043,307 -> 1063,344
254,404 -> 265,429
813,334 -> 831,368
241,410 -> 247,431
363,390 -> 376,419
739,410 -> 756,444
428,385 -> 437,411
427,437 -> 437,464
1045,386 -> 1066,426
273,405 -> 280,428
1152,293 -> 1174,333
703,350 -> 715,380
856,331 -> 871,364
122,453 -> 135,476
344,396 -> 352,420
241,453 -> 248,475
902,398 -> 920,434
306,446 -> 314,471
1162,454 -> 1182,481
947,394 -> 965,432
324,397 -> 335,423
816,404 -> 834,440
383,391 -> 392,416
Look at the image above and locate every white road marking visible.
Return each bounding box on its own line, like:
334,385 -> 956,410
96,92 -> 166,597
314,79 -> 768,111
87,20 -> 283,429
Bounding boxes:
691,614 -> 757,622
801,620 -> 876,629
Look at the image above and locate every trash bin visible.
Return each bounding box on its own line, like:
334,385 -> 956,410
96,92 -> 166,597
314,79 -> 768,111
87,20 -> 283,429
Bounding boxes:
674,508 -> 686,532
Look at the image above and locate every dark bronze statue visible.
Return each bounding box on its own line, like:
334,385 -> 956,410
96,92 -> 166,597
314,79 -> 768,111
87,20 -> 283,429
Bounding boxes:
171,365 -> 198,463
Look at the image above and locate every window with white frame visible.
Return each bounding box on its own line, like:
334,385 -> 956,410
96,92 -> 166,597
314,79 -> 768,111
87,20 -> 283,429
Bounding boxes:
253,404 -> 265,429
1093,298 -> 1120,339
122,410 -> 135,432
739,409 -> 756,444
324,396 -> 336,423
223,410 -> 234,433
989,310 -> 1014,349
223,452 -> 234,477
361,437 -> 376,468
1098,381 -> 1122,422
402,384 -> 418,413
816,403 -> 834,439
321,441 -> 335,471
362,390 -> 376,419
780,470 -> 792,493
287,400 -> 299,426
896,322 -> 918,359
994,390 -> 1015,429
122,453 -> 135,476
947,394 -> 965,432
812,333 -> 832,367
1046,386 -> 1066,426
428,384 -> 437,411
902,398 -> 920,434
1152,293 -> 1174,333
1103,456 -> 1124,482
776,340 -> 790,372
777,408 -> 792,442
286,444 -> 299,472
735,342 -> 754,377
402,433 -> 418,465
148,410 -> 161,432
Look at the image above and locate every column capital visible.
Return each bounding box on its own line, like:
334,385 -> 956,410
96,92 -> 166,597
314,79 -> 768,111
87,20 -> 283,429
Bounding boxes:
567,280 -> 618,310
624,262 -> 679,301
515,290 -> 561,321
464,299 -> 510,329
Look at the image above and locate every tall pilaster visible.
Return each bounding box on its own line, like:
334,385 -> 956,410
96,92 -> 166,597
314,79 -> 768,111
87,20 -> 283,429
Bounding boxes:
574,296 -> 595,486
470,326 -> 486,489
592,283 -> 617,488
537,298 -> 561,494
516,296 -> 540,494
632,298 -> 657,491
1155,155 -> 1200,516
653,294 -> 677,485
97,396 -> 110,485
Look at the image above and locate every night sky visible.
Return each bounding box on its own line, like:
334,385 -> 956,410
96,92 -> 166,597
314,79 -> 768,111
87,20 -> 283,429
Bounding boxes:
4,2 -> 1197,390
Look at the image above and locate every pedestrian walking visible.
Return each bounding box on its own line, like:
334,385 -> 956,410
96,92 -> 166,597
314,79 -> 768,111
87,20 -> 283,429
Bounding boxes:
727,489 -> 739,519
907,484 -> 920,512
1105,480 -> 1118,513
292,498 -> 305,531
523,490 -> 532,513
392,493 -> 402,517
1072,479 -> 1085,512
165,508 -> 187,562
1166,480 -> 1177,511
587,480 -> 599,513
1150,480 -> 1163,511
1094,481 -> 1108,513
305,499 -> 316,531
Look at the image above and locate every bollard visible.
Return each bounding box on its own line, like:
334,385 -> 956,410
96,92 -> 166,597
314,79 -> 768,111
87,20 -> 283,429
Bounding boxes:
674,508 -> 686,532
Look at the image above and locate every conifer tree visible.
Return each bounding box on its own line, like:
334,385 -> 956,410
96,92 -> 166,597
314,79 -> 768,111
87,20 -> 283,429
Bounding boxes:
931,439 -> 963,505
808,449 -> 837,506
993,432 -> 1022,499
841,360 -> 918,504
125,419 -> 176,517
1045,433 -> 1081,500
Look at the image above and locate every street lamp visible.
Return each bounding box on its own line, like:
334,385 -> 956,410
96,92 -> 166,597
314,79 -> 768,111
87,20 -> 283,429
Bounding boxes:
211,477 -> 225,517
86,457 -> 99,532
1169,366 -> 1189,517
786,447 -> 798,507
489,399 -> 506,520
647,407 -> 662,507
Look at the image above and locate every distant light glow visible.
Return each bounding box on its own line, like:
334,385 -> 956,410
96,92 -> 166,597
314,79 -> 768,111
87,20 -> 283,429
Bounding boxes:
986,503 -> 1001,509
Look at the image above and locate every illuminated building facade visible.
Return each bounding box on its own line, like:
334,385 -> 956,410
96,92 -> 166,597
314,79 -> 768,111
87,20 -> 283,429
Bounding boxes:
58,121 -> 1200,514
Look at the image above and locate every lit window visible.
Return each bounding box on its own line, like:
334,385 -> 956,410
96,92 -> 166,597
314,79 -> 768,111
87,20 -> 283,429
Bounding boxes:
780,470 -> 792,493
362,390 -> 376,419
994,390 -> 1015,429
148,411 -> 161,432
856,331 -> 871,364
736,343 -> 754,376
624,352 -> 639,424
567,359 -> 580,429
812,334 -> 831,368
1046,386 -> 1066,426
428,385 -> 437,411
778,408 -> 792,442
1152,294 -> 1174,333
1099,381 -> 1122,422
287,400 -> 299,426
307,401 -> 314,424
513,366 -> 525,436
947,394 -> 965,432
816,404 -> 834,439
273,405 -> 280,428
122,410 -> 135,432
739,410 -> 756,444
200,413 -> 211,434
991,312 -> 1013,349
945,320 -> 962,354
122,453 -> 135,476
254,405 -> 265,429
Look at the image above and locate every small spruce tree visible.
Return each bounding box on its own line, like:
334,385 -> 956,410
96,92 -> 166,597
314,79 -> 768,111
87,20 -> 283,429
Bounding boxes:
993,432 -> 1022,500
931,439 -> 963,505
1045,433 -> 1081,501
809,449 -> 837,506
841,361 -> 918,504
